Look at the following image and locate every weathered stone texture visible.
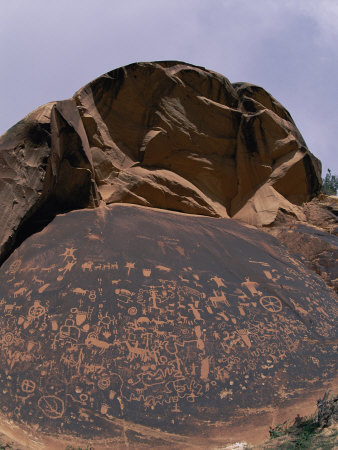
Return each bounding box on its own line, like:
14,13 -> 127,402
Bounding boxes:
0,61 -> 321,265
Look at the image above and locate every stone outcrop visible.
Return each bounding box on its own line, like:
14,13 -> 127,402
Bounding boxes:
0,61 -> 321,266
265,195 -> 338,293
0,61 -> 335,448
0,203 -> 336,447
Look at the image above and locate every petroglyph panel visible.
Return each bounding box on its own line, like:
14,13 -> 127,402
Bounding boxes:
0,204 -> 336,437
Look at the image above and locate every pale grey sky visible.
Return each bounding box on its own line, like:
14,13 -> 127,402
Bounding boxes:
1,0 -> 337,175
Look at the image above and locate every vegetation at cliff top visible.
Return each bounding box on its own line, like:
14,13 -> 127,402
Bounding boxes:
321,168 -> 338,195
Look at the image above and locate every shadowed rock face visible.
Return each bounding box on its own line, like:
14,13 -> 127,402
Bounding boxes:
0,204 -> 336,447
0,61 -> 321,266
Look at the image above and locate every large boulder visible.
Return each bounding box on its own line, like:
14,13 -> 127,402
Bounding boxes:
0,61 -> 321,266
0,204 -> 336,447
0,61 -> 334,448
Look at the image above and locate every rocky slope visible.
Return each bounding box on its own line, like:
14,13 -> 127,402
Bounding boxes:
0,62 -> 336,448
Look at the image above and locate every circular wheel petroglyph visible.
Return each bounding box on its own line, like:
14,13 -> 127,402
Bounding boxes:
38,395 -> 65,419
21,379 -> 36,394
259,296 -> 282,313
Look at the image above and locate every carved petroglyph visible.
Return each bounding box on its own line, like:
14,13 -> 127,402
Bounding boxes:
38,395 -> 65,419
259,296 -> 282,313
0,215 -> 336,439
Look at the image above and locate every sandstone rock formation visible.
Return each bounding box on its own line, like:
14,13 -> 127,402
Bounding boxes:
0,62 -> 335,448
0,204 -> 336,448
0,61 -> 321,267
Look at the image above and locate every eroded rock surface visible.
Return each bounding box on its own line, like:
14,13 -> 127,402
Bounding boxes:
0,204 -> 336,447
0,61 -> 335,448
265,195 -> 338,293
0,61 -> 321,266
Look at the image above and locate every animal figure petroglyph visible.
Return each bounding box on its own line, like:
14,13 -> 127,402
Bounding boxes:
209,289 -> 230,308
152,318 -> 166,328
177,312 -> 188,324
124,341 -> 158,363
41,264 -> 56,273
32,275 -> 44,285
115,288 -> 134,304
81,261 -> 93,271
4,304 -> 16,314
72,288 -> 88,296
154,329 -> 167,337
85,335 -> 111,354
156,265 -> 171,272
13,287 -> 27,298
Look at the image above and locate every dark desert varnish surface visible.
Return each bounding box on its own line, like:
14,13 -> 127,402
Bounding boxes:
0,204 -> 336,447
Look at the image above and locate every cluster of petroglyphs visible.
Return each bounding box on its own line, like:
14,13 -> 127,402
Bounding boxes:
0,236 -> 336,434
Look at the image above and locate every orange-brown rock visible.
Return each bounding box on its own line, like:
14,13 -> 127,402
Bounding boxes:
265,195 -> 338,293
0,204 -> 336,448
0,61 -> 321,266
0,61 -> 334,448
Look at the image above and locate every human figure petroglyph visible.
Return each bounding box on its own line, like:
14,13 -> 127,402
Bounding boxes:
241,278 -> 262,296
211,276 -> 226,288
60,247 -> 77,261
57,260 -> 77,281
187,303 -> 205,323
